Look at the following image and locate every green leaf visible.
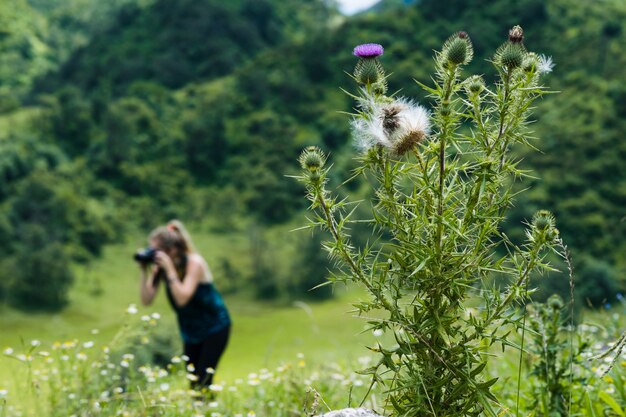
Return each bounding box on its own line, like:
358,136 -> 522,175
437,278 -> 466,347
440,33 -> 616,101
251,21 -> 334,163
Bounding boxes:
599,391 -> 625,417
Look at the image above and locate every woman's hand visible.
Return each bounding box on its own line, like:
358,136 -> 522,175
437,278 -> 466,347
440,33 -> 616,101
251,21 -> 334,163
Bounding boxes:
154,251 -> 177,280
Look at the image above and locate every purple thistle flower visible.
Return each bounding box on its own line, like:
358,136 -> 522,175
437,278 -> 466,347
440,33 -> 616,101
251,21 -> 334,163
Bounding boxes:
353,43 -> 384,58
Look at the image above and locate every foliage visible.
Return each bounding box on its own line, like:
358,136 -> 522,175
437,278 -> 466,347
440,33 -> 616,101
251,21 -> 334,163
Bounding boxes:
526,295 -> 582,416
298,27 -> 564,416
5,224 -> 73,311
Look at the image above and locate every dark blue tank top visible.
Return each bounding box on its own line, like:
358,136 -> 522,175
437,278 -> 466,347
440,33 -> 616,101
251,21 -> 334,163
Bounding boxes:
166,281 -> 231,344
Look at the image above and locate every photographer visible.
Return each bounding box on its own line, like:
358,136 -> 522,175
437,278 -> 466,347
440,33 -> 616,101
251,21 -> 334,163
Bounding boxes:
137,220 -> 231,389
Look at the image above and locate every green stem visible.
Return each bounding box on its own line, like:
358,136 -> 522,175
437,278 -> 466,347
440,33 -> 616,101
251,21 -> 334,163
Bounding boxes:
483,244 -> 541,330
515,277 -> 531,417
436,65 -> 457,256
314,185 -> 395,313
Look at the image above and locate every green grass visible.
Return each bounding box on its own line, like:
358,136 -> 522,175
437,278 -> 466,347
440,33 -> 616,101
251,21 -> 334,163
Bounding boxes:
0,228 -> 382,396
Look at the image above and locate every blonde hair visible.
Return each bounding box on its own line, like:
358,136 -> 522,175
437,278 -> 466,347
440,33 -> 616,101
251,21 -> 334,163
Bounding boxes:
149,219 -> 197,255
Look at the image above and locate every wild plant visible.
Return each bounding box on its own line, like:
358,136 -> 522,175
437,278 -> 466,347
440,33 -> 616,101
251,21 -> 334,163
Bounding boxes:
298,26 -> 561,416
525,295 -> 587,416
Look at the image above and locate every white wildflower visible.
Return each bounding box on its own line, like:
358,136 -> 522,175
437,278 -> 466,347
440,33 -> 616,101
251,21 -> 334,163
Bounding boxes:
126,304 -> 138,315
3,348 -> 13,355
209,384 -> 223,392
373,329 -> 384,337
357,356 -> 371,366
83,341 -> 94,349
537,54 -> 554,74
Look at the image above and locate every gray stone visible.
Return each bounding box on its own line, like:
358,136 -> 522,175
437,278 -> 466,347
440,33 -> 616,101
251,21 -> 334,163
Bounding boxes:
315,408 -> 385,417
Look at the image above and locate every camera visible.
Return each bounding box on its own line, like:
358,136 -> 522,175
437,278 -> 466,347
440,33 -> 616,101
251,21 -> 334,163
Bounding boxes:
134,247 -> 156,263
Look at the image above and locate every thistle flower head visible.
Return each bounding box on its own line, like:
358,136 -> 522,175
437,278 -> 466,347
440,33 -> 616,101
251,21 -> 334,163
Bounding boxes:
351,98 -> 430,155
353,43 -> 384,58
508,25 -> 524,44
495,26 -> 528,70
442,31 -> 473,66
351,117 -> 388,152
390,100 -> 431,155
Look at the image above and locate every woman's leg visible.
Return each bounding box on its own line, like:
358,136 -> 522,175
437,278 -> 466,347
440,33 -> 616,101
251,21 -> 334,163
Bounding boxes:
183,341 -> 203,388
195,326 -> 231,387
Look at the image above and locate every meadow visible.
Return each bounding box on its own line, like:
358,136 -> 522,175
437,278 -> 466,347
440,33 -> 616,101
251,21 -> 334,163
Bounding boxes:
0,228 -> 388,415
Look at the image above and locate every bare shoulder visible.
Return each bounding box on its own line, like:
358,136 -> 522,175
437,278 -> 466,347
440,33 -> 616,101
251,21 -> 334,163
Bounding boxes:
187,253 -> 213,283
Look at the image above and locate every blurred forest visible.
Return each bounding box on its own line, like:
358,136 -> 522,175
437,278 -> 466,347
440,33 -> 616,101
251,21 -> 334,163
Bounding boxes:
0,0 -> 623,311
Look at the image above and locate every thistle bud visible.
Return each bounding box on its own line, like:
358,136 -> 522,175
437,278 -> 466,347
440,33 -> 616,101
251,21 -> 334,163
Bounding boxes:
464,75 -> 485,96
508,25 -> 524,44
497,43 -> 526,70
522,53 -> 539,73
547,294 -> 564,311
442,32 -> 473,66
532,210 -> 555,231
353,43 -> 385,85
531,210 -> 559,244
299,146 -> 325,172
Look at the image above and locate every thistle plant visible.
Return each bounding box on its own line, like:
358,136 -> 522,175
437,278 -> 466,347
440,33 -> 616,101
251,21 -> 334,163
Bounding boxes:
525,295 -> 588,417
298,27 -> 560,417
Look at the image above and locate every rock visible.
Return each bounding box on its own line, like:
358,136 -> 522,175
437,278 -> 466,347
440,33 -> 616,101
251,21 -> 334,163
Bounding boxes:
314,408 -> 385,417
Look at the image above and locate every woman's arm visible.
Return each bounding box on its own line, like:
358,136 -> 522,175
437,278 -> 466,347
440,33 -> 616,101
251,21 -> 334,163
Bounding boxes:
155,252 -> 203,307
140,264 -> 160,306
